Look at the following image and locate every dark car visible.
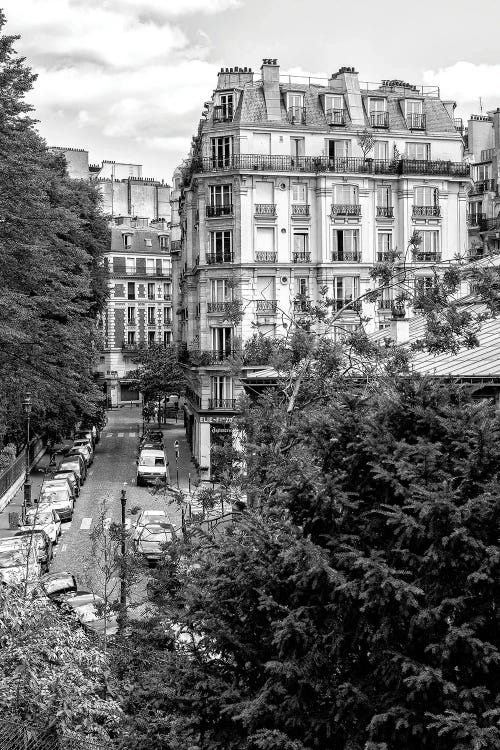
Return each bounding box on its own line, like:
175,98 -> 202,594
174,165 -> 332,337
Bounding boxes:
59,454 -> 87,483
53,469 -> 80,497
140,431 -> 163,446
40,571 -> 77,599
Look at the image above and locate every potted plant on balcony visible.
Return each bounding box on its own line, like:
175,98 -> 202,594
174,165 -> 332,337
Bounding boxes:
357,128 -> 375,171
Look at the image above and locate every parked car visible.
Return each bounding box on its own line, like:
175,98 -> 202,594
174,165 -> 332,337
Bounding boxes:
19,506 -> 61,544
40,571 -> 77,599
71,438 -> 94,464
53,469 -> 79,497
133,509 -> 173,541
62,591 -> 119,637
59,454 -> 87,484
139,431 -> 163,448
134,522 -> 177,565
13,530 -> 53,573
68,444 -> 92,468
0,544 -> 41,586
42,478 -> 76,503
75,429 -> 95,448
38,486 -> 74,522
136,449 -> 168,486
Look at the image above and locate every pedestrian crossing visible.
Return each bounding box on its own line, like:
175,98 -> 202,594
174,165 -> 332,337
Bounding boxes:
79,516 -> 132,531
105,432 -> 138,439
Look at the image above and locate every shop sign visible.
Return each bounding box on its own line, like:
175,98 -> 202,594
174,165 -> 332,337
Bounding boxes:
200,416 -> 234,424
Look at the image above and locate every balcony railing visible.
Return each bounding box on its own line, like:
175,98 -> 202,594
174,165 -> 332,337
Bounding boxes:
287,106 -> 306,124
376,206 -> 394,218
332,299 -> 362,312
481,217 -> 500,232
292,251 -> 311,263
406,113 -> 426,130
182,348 -> 239,365
413,251 -> 442,262
206,252 -> 234,264
378,297 -> 394,310
472,179 -> 496,194
331,250 -> 361,262
466,213 -> 486,227
370,111 -> 389,128
292,204 -> 310,215
170,240 -> 182,252
207,301 -> 235,313
377,251 -> 394,261
206,204 -> 233,217
208,398 -> 236,409
326,108 -> 345,126
412,205 -> 441,217
255,203 -> 277,215
255,251 -> 278,262
331,204 -> 361,217
480,148 -> 494,162
256,299 -> 278,312
213,105 -> 233,123
294,300 -> 312,312
190,154 -> 469,177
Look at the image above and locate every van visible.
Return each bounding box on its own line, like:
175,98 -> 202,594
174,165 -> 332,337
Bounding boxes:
59,454 -> 87,484
136,448 -> 168,486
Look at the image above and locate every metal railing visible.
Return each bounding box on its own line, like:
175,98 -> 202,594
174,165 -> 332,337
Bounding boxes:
292,251 -> 311,263
412,205 -> 441,217
331,204 -> 361,216
413,251 -> 442,262
287,106 -> 306,124
254,203 -> 277,215
370,111 -> 389,128
406,113 -> 426,130
208,398 -> 236,409
326,108 -> 346,126
206,252 -> 234,264
213,105 -> 233,123
206,204 -> 233,217
255,251 -> 277,262
294,300 -> 312,312
256,299 -> 278,312
190,154 -> 470,177
331,250 -> 361,262
332,299 -> 362,312
377,251 -> 394,261
376,206 -> 394,218
207,301 -> 234,313
472,179 -> 496,193
291,204 -> 310,215
182,349 -> 239,365
480,148 -> 494,162
378,296 -> 394,310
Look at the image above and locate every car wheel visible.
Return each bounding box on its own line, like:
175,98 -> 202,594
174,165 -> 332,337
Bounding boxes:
48,543 -> 54,561
137,477 -> 142,487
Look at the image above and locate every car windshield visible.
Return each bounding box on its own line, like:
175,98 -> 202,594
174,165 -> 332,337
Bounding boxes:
40,489 -> 68,503
0,550 -> 25,568
54,473 -> 74,480
25,510 -> 53,524
139,456 -> 165,467
140,525 -> 173,542
61,461 -> 79,472
73,440 -> 88,446
43,574 -> 76,594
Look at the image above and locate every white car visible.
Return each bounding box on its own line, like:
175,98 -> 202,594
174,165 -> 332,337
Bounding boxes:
42,478 -> 76,502
0,544 -> 41,586
72,438 -> 94,463
136,449 -> 168,486
19,506 -> 62,544
134,522 -> 177,564
133,509 -> 176,541
68,444 -> 92,468
63,591 -> 118,637
38,486 -> 74,522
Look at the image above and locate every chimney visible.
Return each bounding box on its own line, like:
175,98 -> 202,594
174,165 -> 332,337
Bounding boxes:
216,66 -> 254,90
389,313 -> 410,345
260,58 -> 281,121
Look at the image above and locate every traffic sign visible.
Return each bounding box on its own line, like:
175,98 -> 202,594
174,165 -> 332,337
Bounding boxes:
174,440 -> 179,449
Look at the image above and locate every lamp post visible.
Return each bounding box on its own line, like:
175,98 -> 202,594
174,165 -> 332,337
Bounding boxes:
22,393 -> 32,523
120,483 -> 127,615
174,440 -> 179,488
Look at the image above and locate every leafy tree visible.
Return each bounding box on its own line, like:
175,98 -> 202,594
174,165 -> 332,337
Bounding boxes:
128,344 -> 185,427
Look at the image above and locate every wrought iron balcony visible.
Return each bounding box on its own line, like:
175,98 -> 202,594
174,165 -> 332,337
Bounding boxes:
406,113 -> 426,130
256,299 -> 278,312
255,251 -> 278,263
213,105 -> 233,123
472,179 -> 496,194
254,203 -> 277,215
183,348 -> 239,365
206,204 -> 233,217
292,252 -> 311,263
413,251 -> 442,262
206,252 -> 234,264
378,296 -> 394,310
326,108 -> 345,126
207,301 -> 236,313
332,299 -> 362,312
376,206 -> 394,218
293,300 -> 312,312
208,398 -> 236,409
331,250 -> 361,262
412,205 -> 441,217
370,111 -> 389,128
287,106 -> 306,124
331,204 -> 361,217
292,204 -> 310,216
377,251 -> 394,261
170,240 -> 182,253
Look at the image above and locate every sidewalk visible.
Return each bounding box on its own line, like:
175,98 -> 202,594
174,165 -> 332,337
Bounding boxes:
0,450 -> 52,535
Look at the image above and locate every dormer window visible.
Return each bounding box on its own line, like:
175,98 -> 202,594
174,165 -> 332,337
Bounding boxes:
214,93 -> 234,123
287,93 -> 305,125
122,233 -> 132,249
159,235 -> 169,250
405,99 -> 426,130
369,97 -> 388,128
325,95 -> 345,126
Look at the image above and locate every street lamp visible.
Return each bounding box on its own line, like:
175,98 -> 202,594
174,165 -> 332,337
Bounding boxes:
22,393 -> 32,523
120,483 -> 127,616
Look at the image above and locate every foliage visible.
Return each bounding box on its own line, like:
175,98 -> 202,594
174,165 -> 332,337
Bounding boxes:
128,344 -> 185,404
357,127 -> 376,158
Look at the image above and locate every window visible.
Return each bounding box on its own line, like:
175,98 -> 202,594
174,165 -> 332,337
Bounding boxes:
406,142 -> 430,160
211,327 -> 233,354
217,92 -> 234,121
210,376 -> 233,403
293,232 -> 309,260
127,306 -> 135,324
144,238 -> 152,247
292,184 -> 307,202
415,231 -> 440,260
209,184 -> 232,207
333,322 -> 360,341
475,164 -> 491,181
163,307 -> 172,324
256,226 -> 275,253
255,181 -> 274,203
296,277 -> 309,296
162,258 -> 171,276
163,331 -> 172,346
163,282 -> 171,300
377,186 -> 392,207
325,94 -> 344,112
122,234 -> 132,249
405,99 -> 423,116
327,139 -> 350,160
333,229 -> 360,261
126,257 -> 135,274
148,331 -> 156,345
127,331 -> 135,345
414,187 -> 438,206
145,258 -> 154,275
159,235 -> 169,250
414,276 -> 434,305
127,282 -> 135,300
325,95 -> 345,124
333,276 -> 360,309
378,232 -> 392,260
147,307 -> 156,325
369,98 -> 388,127
208,230 -> 232,262
373,141 -> 388,160
333,184 -> 358,204
210,279 -> 233,302
291,137 -> 305,160
211,136 -> 233,168
287,92 -> 304,123
147,282 -> 155,300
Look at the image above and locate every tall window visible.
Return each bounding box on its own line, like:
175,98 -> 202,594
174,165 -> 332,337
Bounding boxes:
377,185 -> 392,207
373,141 -> 388,160
209,184 -> 232,207
159,235 -> 169,250
127,282 -> 135,300
211,327 -> 233,354
377,232 -> 392,259
122,234 -> 132,249
333,184 -> 358,204
163,331 -> 172,346
369,97 -> 387,127
287,92 -> 304,122
333,276 -> 360,307
163,307 -> 172,324
210,279 -> 233,302
163,282 -> 171,300
414,187 -> 439,206
126,257 -> 135,274
333,229 -> 360,260
218,92 -> 234,120
325,94 -> 344,112
293,232 -> 309,259
148,331 -> 155,345
292,184 -> 307,203
127,306 -> 135,324
406,142 -> 430,160
147,282 -> 155,300
296,277 -> 309,296
211,136 -> 233,168
209,230 -> 232,262
327,140 -> 350,160
291,137 -> 305,160
210,376 -> 233,403
415,231 -> 440,260
146,258 -> 155,275
147,307 -> 156,325
405,99 -> 423,116
127,331 -> 135,345
475,164 -> 491,181
414,276 -> 434,306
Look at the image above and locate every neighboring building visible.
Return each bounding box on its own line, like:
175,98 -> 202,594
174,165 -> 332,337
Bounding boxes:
97,216 -> 172,406
174,60 -> 471,478
465,110 -> 500,259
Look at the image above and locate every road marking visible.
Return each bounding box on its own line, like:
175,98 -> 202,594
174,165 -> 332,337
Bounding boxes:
129,432 -> 136,437
103,517 -> 131,530
106,433 -> 113,438
61,544 -> 67,552
88,469 -> 94,477
80,517 -> 92,530
62,524 -> 72,532
117,432 -> 124,438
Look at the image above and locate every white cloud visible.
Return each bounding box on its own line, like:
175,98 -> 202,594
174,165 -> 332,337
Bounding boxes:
424,62 -> 500,104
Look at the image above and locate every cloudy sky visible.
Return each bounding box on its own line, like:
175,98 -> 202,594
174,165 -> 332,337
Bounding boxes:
3,0 -> 500,183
